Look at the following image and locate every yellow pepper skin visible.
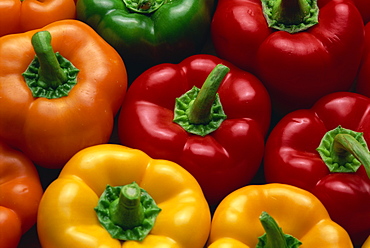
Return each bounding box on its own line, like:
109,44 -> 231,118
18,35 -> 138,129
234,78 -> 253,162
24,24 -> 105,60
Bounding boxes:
208,183 -> 353,248
37,144 -> 211,248
363,236 -> 370,248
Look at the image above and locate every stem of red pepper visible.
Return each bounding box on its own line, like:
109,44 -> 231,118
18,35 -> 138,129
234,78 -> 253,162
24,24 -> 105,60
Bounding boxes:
317,126 -> 370,178
173,64 -> 229,136
271,0 -> 310,25
188,64 -> 230,125
334,134 -> 370,179
257,212 -> 302,248
31,31 -> 67,90
261,0 -> 319,33
109,182 -> 145,229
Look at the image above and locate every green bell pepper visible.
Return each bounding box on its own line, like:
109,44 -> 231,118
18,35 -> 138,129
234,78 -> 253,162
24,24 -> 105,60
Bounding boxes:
76,0 -> 214,80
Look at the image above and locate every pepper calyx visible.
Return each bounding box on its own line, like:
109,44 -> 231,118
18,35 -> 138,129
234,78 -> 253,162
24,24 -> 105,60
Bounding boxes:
123,0 -> 165,14
173,64 -> 229,137
95,182 -> 161,241
23,31 -> 79,99
261,0 -> 319,33
256,211 -> 302,248
317,126 -> 370,178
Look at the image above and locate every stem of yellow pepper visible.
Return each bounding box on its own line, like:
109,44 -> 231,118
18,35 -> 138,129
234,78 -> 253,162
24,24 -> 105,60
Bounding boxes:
334,134 -> 370,179
257,212 -> 302,248
31,31 -> 67,90
109,182 -> 145,229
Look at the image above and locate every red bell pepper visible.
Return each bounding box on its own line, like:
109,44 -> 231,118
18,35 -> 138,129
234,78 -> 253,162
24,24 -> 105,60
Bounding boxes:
211,0 -> 365,115
118,54 -> 271,206
351,0 -> 370,23
357,22 -> 370,97
0,141 -> 43,248
263,91 -> 370,246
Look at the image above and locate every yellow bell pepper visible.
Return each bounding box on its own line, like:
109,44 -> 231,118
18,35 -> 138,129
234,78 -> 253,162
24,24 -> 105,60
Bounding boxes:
37,144 -> 211,248
363,236 -> 370,248
208,183 -> 353,248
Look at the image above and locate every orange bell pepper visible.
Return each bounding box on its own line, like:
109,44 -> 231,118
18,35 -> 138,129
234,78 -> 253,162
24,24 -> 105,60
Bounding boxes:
0,0 -> 76,37
208,183 -> 354,248
0,20 -> 127,168
0,141 -> 43,248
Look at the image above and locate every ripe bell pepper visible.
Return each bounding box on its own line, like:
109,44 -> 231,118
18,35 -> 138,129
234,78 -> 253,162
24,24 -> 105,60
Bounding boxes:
207,183 -> 353,248
0,141 -> 43,248
0,0 -> 76,37
211,0 -> 365,114
263,92 -> 370,246
0,20 -> 127,169
357,22 -> 370,97
351,0 -> 370,23
37,144 -> 211,248
76,0 -> 215,80
117,54 -> 271,206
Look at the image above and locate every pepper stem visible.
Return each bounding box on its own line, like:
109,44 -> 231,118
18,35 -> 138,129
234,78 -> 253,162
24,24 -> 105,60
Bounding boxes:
261,0 -> 319,33
109,182 -> 145,229
31,31 -> 67,90
317,126 -> 370,178
256,212 -> 302,248
334,134 -> 370,179
271,0 -> 311,25
188,64 -> 230,124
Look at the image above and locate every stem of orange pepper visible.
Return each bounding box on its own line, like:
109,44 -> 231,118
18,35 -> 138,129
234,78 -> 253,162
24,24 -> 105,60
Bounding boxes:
31,31 -> 67,89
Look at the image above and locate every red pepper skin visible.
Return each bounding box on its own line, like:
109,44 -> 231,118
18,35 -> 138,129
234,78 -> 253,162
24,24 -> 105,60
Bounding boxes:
211,0 -> 365,114
264,92 -> 370,246
118,54 -> 271,206
0,141 -> 43,248
357,22 -> 370,97
350,0 -> 370,23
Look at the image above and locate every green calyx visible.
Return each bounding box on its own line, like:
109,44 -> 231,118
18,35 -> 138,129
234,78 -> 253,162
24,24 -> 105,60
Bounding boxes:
22,31 -> 79,99
95,182 -> 161,241
256,212 -> 302,248
123,0 -> 166,14
261,0 -> 319,33
173,64 -> 229,137
317,126 -> 370,178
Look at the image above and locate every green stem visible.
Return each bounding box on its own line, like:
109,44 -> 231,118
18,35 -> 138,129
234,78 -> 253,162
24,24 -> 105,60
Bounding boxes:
271,0 -> 311,25
259,212 -> 289,248
31,31 -> 67,89
109,182 -> 145,229
188,64 -> 230,125
123,0 -> 165,13
256,212 -> 302,248
334,134 -> 370,179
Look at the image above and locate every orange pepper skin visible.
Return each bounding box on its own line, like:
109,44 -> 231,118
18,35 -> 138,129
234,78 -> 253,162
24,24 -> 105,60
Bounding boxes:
0,20 -> 127,168
0,0 -> 76,37
208,183 -> 354,248
0,141 -> 43,248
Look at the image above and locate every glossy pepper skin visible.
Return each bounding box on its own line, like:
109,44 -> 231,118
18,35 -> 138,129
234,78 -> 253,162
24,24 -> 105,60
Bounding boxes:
351,0 -> 370,23
76,0 -> 214,80
37,144 -> 211,248
211,0 -> 364,115
357,22 -> 370,97
0,20 -> 127,169
0,0 -> 76,37
0,141 -> 43,248
264,92 -> 370,246
208,183 -> 353,248
118,54 -> 271,206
